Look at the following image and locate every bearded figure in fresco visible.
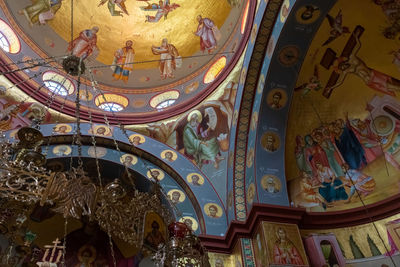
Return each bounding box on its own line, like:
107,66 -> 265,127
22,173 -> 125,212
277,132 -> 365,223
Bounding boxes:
19,0 -> 63,26
68,27 -> 99,60
151,38 -> 181,79
194,15 -> 221,54
111,40 -> 135,83
273,227 -> 304,265
183,111 -> 224,169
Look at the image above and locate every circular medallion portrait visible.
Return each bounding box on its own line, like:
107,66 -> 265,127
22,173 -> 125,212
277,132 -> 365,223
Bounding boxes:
120,153 -> 138,166
186,173 -> 205,186
146,168 -> 165,181
161,150 -> 178,162
179,216 -> 199,231
261,175 -> 281,194
185,81 -> 199,94
247,183 -> 256,204
129,134 -> 146,146
280,0 -> 290,23
267,88 -> 288,110
91,125 -> 112,136
296,5 -> 320,24
247,148 -> 254,168
167,189 -> 186,204
53,123 -> 72,134
278,45 -> 300,67
204,203 -> 223,218
88,146 -> 107,158
131,98 -> 146,108
79,90 -> 94,101
53,145 -> 72,156
260,132 -> 280,152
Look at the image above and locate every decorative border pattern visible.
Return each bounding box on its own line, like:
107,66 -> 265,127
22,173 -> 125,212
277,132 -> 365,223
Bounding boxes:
233,0 -> 283,221
241,238 -> 256,267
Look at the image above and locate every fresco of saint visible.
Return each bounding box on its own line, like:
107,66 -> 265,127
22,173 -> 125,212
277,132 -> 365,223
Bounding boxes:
348,118 -> 382,163
151,39 -> 181,79
333,118 -> 367,170
342,163 -> 375,203
299,171 -> 328,208
98,0 -> 129,17
194,15 -> 221,54
68,27 -> 99,60
19,0 -> 63,26
111,40 -> 135,83
144,220 -> 165,249
273,227 -> 304,265
316,162 -> 348,205
183,111 -> 223,169
142,0 -> 180,22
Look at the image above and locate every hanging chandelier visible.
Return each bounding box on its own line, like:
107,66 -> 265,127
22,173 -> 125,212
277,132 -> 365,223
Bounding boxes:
152,222 -> 210,267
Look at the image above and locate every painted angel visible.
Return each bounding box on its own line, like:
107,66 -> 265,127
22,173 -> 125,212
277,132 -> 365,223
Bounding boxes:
98,0 -> 129,16
138,0 -> 180,22
19,0 -> 64,26
322,9 -> 350,46
294,65 -> 322,95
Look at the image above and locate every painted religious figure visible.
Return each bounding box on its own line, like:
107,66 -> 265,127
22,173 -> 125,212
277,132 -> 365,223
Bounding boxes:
322,26 -> 400,98
151,39 -> 182,79
68,27 -> 99,60
98,0 -> 129,17
143,212 -> 166,250
299,171 -> 327,208
144,220 -> 165,249
19,0 -> 63,26
273,227 -> 305,265
142,0 -> 180,22
75,245 -> 96,267
342,163 -> 375,203
316,162 -> 348,205
112,40 -> 135,83
183,110 -> 224,169
194,15 -> 221,54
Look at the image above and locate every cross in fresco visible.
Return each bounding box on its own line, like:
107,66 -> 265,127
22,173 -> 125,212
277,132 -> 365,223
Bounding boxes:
36,238 -> 65,266
320,25 -> 400,99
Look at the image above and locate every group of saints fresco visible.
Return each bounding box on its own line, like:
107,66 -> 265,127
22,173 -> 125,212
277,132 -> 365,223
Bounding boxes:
18,0 -> 230,81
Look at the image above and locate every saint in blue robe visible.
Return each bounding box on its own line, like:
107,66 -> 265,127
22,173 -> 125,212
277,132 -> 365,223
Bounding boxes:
335,125 -> 366,170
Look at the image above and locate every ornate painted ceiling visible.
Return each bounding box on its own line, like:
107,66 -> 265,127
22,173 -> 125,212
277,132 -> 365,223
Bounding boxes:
286,0 -> 400,212
0,0 -> 254,123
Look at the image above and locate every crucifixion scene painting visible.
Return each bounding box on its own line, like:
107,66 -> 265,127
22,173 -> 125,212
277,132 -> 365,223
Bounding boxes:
287,0 -> 400,212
